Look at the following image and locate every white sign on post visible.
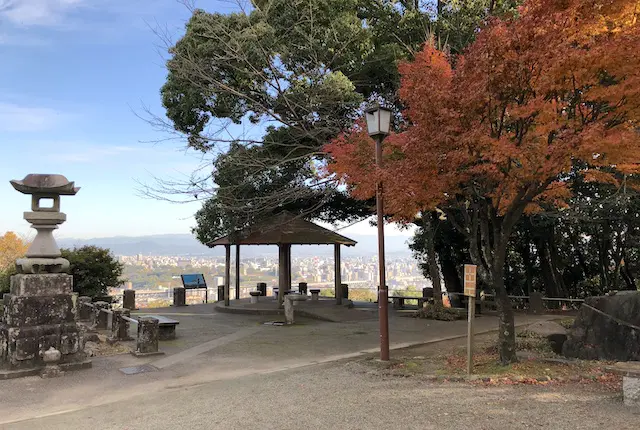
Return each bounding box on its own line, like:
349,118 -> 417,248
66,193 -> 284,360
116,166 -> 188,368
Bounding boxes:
464,264 -> 477,375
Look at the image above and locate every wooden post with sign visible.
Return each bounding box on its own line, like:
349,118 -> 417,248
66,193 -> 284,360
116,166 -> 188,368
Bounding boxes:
464,264 -> 477,375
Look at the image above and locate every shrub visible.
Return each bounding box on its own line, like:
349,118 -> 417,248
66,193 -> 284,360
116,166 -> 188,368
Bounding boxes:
413,303 -> 465,321
61,246 -> 124,298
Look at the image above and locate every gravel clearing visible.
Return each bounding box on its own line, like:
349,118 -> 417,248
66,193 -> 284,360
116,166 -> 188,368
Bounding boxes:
7,360 -> 638,430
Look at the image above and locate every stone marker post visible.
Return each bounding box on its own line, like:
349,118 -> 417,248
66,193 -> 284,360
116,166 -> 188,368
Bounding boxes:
298,282 -> 308,295
123,290 -> 136,310
94,301 -> 110,330
78,296 -> 93,321
173,287 -> 186,307
110,309 -> 133,341
341,284 -> 349,299
257,282 -> 267,296
0,174 -> 91,379
133,317 -> 163,357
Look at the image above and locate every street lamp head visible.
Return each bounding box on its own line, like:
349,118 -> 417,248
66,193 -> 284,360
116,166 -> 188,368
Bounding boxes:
365,103 -> 392,137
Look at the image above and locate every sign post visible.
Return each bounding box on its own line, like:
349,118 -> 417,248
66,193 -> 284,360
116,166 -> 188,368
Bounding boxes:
464,264 -> 477,375
180,274 -> 208,303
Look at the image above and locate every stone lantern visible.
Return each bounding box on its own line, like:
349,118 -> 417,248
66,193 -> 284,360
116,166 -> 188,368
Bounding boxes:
10,174 -> 80,274
1,174 -> 91,379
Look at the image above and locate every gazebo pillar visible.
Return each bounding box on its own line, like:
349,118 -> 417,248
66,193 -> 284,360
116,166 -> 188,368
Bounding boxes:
235,245 -> 240,300
224,244 -> 231,306
277,244 -> 287,307
334,244 -> 342,305
287,244 -> 292,291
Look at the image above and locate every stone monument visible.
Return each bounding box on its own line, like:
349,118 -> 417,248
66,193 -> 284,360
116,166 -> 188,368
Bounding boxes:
0,174 -> 91,379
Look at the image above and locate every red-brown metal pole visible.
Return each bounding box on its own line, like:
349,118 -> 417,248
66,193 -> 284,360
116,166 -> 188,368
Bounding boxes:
376,134 -> 390,361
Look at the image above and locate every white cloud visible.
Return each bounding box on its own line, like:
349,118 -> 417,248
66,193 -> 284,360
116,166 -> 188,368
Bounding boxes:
51,145 -> 139,163
0,102 -> 65,132
0,0 -> 85,26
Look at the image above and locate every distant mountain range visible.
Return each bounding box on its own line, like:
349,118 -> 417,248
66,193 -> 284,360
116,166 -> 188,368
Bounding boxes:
57,233 -> 415,257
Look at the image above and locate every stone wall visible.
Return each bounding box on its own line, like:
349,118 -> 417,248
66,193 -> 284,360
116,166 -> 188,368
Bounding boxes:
563,292 -> 640,361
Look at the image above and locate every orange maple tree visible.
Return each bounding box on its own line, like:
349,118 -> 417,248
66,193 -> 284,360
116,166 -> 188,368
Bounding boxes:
0,232 -> 29,270
326,0 -> 640,363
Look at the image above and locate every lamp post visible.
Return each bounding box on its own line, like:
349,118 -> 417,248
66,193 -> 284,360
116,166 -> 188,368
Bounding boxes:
365,103 -> 392,361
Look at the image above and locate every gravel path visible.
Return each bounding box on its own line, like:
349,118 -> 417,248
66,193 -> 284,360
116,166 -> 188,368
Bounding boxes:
6,361 -> 638,430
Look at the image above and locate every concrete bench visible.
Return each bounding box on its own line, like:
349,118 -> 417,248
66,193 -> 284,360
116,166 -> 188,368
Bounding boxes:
310,289 -> 321,301
144,315 -> 179,340
605,363 -> 640,407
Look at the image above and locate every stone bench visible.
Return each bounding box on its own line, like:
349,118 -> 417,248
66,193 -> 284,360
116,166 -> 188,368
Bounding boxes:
389,296 -> 426,309
605,362 -> 640,407
144,315 -> 179,340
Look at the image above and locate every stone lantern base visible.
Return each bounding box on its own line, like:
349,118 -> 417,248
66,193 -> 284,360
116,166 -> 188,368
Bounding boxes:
0,274 -> 91,379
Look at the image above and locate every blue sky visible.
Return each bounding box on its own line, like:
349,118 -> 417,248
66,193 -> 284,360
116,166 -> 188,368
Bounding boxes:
0,0 -> 412,240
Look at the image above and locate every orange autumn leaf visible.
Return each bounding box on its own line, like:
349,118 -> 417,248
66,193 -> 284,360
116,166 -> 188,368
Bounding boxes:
325,0 -> 640,221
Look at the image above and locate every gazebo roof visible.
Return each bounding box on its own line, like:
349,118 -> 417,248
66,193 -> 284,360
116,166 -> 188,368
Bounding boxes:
207,211 -> 357,247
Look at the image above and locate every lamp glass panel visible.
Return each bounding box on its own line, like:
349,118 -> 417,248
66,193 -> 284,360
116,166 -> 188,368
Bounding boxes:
366,110 -> 379,135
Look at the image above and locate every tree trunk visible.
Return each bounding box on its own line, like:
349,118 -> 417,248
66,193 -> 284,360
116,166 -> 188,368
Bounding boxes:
520,242 -> 534,295
598,223 -> 612,290
548,230 -> 567,297
537,236 -> 561,298
492,252 -> 517,364
425,215 -> 443,304
441,258 -> 462,293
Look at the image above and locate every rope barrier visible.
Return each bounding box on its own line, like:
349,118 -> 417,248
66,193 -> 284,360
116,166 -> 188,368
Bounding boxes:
582,303 -> 640,332
121,315 -> 139,325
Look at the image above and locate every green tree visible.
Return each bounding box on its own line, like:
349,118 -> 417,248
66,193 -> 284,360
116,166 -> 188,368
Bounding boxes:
61,246 -> 124,298
157,0 -> 519,241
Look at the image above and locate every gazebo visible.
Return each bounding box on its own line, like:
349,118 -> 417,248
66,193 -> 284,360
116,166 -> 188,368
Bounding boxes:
207,211 -> 357,307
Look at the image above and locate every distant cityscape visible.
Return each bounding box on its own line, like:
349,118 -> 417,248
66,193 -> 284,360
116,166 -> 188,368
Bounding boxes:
111,253 -> 432,308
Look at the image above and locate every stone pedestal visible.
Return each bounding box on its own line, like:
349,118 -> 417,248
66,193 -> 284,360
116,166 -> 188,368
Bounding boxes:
0,274 -> 91,379
123,290 -> 137,310
250,291 -> 260,304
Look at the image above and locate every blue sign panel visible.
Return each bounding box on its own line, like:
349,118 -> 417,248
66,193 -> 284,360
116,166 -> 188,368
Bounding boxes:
181,274 -> 207,289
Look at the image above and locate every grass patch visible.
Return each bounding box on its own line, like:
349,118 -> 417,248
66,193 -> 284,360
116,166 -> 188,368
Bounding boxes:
558,317 -> 576,329
353,330 -> 620,390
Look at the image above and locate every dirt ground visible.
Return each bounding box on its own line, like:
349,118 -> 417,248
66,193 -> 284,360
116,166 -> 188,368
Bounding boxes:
7,353 -> 637,430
